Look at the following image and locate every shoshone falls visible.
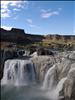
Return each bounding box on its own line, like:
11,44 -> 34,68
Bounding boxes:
1,51 -> 75,100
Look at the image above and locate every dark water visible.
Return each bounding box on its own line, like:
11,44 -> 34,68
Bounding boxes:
1,85 -> 51,100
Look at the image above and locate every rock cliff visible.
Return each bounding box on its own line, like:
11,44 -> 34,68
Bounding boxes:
0,28 -> 44,45
31,51 -> 75,100
1,28 -> 75,45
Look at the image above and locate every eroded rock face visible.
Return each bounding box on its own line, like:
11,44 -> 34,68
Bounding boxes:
31,51 -> 75,100
37,47 -> 54,56
56,60 -> 75,100
31,56 -> 56,82
0,49 -> 18,80
69,52 -> 75,60
63,63 -> 75,100
56,59 -> 71,80
39,51 -> 75,100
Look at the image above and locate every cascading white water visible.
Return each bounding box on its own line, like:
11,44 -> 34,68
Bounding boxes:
1,59 -> 36,86
54,77 -> 67,100
43,64 -> 67,100
45,77 -> 67,100
43,65 -> 56,90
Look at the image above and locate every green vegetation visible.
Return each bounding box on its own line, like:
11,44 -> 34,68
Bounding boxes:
31,40 -> 75,51
1,37 -> 75,52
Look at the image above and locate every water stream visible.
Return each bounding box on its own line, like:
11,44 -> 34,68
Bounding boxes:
1,59 -> 35,86
1,59 -> 67,100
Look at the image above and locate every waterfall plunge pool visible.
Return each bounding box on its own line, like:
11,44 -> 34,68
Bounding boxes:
1,84 -> 53,100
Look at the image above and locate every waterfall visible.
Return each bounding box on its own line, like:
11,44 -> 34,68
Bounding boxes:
1,59 -> 36,86
56,77 -> 67,93
43,64 -> 57,90
42,64 -> 67,100
45,77 -> 67,100
54,77 -> 67,100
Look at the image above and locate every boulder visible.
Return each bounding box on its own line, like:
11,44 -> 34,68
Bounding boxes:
37,47 -> 54,56
69,53 -> 75,60
17,50 -> 25,57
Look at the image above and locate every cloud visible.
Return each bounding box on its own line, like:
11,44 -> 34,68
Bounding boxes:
1,6 -> 11,18
1,9 -> 10,18
29,24 -> 40,28
26,19 -> 33,24
26,18 -> 40,28
40,8 -> 61,18
1,1 -> 28,18
1,26 -> 12,30
13,8 -> 20,11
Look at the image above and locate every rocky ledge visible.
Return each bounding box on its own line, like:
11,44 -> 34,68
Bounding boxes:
30,51 -> 75,100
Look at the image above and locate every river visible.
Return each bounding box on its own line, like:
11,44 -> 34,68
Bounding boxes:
1,84 -> 52,100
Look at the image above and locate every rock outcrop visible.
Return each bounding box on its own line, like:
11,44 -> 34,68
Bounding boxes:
37,47 -> 54,56
46,34 -> 75,42
1,28 -> 44,44
31,51 -> 75,100
55,52 -> 75,100
31,56 -> 56,82
1,28 -> 75,49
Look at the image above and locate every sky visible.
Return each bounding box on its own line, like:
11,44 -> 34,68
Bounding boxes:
1,1 -> 75,35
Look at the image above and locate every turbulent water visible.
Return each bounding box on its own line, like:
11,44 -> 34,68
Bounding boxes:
1,51 -> 75,100
1,85 -> 51,100
1,60 -> 35,86
1,59 -> 59,100
1,59 -> 50,100
43,65 -> 56,90
42,65 -> 67,100
1,63 -> 66,100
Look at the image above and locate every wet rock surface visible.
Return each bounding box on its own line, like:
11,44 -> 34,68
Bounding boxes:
31,56 -> 56,82
31,51 -> 75,100
56,52 -> 75,100
1,51 -> 75,100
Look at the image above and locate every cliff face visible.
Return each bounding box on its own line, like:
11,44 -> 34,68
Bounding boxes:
1,28 -> 75,44
1,28 -> 29,44
44,34 -> 75,42
1,28 -> 75,50
0,28 -> 44,44
31,51 -> 75,100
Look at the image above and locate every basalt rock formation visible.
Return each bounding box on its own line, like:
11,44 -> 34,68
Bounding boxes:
1,28 -> 75,47
31,51 -> 75,100
1,49 -> 75,100
45,34 -> 75,42
37,47 -> 54,56
1,28 -> 44,45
